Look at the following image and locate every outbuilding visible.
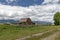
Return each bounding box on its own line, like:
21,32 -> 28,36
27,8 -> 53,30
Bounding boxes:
19,18 -> 35,25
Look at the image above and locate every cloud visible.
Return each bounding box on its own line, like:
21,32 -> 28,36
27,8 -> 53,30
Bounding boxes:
42,0 -> 60,4
0,0 -> 60,23
6,0 -> 16,3
6,0 -> 16,2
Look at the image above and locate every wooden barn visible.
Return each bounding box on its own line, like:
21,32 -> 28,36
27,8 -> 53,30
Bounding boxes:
18,18 -> 35,25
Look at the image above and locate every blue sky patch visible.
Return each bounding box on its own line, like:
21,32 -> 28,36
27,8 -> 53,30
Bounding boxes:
0,0 -> 44,7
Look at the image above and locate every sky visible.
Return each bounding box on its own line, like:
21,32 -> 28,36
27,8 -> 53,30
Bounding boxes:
0,0 -> 60,23
0,0 -> 43,6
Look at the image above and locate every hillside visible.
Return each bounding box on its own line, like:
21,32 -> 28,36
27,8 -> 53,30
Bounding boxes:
0,19 -> 52,25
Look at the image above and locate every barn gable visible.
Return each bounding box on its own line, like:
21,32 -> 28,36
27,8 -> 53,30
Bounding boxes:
18,18 -> 35,25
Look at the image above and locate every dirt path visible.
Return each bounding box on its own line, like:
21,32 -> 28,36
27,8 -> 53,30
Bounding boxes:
16,30 -> 53,40
41,31 -> 60,40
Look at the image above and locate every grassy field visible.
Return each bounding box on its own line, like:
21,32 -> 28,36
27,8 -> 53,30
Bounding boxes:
0,24 -> 60,40
55,32 -> 60,40
25,28 -> 58,40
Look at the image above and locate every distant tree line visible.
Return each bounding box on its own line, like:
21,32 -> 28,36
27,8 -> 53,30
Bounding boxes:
54,12 -> 60,25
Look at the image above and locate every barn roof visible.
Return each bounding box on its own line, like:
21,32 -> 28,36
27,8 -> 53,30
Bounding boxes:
19,18 -> 31,22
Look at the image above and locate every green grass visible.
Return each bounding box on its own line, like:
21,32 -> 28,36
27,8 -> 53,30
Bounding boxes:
0,24 -> 60,40
26,29 -> 58,40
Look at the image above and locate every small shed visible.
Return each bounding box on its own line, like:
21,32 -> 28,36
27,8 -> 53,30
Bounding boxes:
18,18 -> 35,25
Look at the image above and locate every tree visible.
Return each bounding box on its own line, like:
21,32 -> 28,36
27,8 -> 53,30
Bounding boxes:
54,12 -> 60,25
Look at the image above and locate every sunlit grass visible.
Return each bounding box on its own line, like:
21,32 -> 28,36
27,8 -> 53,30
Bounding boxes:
0,24 -> 60,40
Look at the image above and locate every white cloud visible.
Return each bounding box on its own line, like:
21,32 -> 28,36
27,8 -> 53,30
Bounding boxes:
42,0 -> 60,4
6,0 -> 16,3
0,0 -> 60,23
